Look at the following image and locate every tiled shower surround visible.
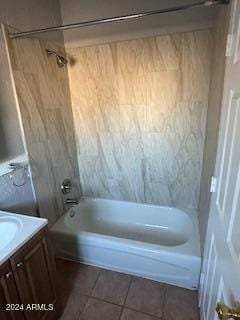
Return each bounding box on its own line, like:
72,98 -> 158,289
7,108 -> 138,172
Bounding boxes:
8,36 -> 81,225
6,29 -> 212,224
67,30 -> 212,210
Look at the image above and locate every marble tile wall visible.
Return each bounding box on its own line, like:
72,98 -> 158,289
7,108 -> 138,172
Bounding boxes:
0,26 -> 25,160
67,30 -> 212,210
0,0 -> 63,161
0,170 -> 37,216
7,36 -> 81,225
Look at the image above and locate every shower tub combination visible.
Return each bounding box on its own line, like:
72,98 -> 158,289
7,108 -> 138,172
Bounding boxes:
51,198 -> 201,290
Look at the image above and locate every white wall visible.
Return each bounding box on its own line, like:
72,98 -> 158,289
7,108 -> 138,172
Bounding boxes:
0,0 -> 62,34
60,0 -> 218,47
198,6 -> 230,248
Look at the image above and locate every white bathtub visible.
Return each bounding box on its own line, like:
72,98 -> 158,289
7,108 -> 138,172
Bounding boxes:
50,198 -> 201,290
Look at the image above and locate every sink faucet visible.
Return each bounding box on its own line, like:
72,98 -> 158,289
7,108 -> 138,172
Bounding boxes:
66,198 -> 79,205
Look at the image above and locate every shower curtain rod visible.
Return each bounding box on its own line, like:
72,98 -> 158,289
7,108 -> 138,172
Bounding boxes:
9,0 -> 229,39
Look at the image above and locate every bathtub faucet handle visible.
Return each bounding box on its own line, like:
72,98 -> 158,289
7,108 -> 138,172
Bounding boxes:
66,198 -> 79,205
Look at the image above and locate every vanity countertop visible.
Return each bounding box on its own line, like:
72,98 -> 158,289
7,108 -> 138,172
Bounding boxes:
0,210 -> 48,265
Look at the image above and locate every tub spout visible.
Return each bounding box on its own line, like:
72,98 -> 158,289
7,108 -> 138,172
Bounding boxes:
66,198 -> 79,205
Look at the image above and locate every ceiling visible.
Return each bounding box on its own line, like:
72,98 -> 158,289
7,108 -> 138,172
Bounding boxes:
59,0 -> 220,47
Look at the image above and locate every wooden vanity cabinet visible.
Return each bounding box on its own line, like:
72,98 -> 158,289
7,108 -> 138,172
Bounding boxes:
0,261 -> 24,320
0,227 -> 61,320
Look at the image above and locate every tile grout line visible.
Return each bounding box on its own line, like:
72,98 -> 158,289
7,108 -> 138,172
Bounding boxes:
76,269 -> 102,319
78,274 -> 134,320
75,295 -> 164,320
111,275 -> 133,320
123,275 -> 133,306
161,285 -> 168,320
123,307 -> 163,319
69,276 -> 164,319
81,294 -> 163,319
122,276 -> 166,319
118,276 -> 133,320
77,294 -> 90,320
59,262 -> 198,320
82,294 -> 126,309
118,306 -> 124,320
77,294 -> 124,320
91,268 -> 102,293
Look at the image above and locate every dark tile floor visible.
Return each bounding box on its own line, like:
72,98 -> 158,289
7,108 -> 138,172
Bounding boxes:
56,258 -> 199,320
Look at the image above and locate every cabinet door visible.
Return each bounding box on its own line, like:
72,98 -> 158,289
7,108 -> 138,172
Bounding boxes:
11,228 -> 61,320
0,261 -> 24,320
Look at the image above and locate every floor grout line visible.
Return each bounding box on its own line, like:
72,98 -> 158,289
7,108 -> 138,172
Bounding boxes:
75,295 -> 163,320
161,285 -> 168,319
121,306 -> 163,319
83,294 -> 125,308
123,275 -> 133,307
115,275 -> 133,320
128,306 -> 164,319
79,296 -> 163,320
60,275 -> 163,319
58,260 -> 199,320
76,270 -> 102,317
91,268 -> 101,294
118,306 -> 124,320
77,294 -> 90,319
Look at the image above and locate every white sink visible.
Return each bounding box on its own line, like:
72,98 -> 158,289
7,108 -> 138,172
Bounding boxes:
0,211 -> 48,265
0,216 -> 22,250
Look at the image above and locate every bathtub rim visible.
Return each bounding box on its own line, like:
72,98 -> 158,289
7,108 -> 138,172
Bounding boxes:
51,197 -> 201,258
